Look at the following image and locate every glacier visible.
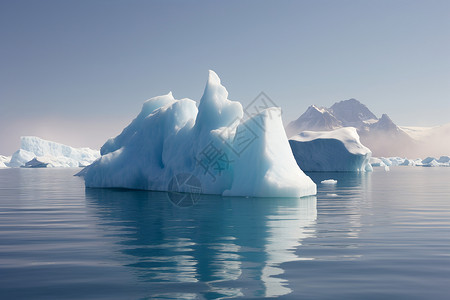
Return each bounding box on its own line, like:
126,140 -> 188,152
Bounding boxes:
80,70 -> 317,198
289,127 -> 372,172
8,136 -> 100,168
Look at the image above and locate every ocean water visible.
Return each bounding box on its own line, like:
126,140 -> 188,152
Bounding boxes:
0,167 -> 449,299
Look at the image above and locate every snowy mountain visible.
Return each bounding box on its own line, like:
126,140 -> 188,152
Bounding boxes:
285,105 -> 342,137
286,99 -> 417,157
330,98 -> 377,128
7,136 -> 100,168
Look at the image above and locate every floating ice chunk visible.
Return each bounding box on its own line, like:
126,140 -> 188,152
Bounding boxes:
289,127 -> 372,172
80,71 -> 316,198
321,179 -> 337,184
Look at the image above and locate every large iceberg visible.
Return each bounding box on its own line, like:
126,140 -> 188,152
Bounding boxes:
81,71 -> 317,198
8,136 -> 100,168
289,127 -> 372,172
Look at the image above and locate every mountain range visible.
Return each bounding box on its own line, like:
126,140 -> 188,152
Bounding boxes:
286,99 -> 449,157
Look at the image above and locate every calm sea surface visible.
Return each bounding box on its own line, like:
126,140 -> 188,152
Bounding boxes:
0,167 -> 449,299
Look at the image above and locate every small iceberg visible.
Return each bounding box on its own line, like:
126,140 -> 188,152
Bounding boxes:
321,179 -> 337,185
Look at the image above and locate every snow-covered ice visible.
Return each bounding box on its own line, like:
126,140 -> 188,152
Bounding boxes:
8,136 -> 100,168
80,70 -> 317,198
289,127 -> 372,172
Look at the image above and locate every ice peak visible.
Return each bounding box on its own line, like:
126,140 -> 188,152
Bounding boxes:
195,70 -> 243,132
207,69 -> 221,85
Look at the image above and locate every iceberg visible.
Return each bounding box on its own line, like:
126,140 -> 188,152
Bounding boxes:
8,136 -> 100,168
80,71 -> 316,198
369,157 -> 387,167
23,158 -> 49,168
438,156 -> 450,163
0,155 -> 10,168
380,157 -> 392,166
387,157 -> 405,166
422,157 -> 436,165
289,127 -> 372,172
400,158 -> 416,166
423,159 -> 440,167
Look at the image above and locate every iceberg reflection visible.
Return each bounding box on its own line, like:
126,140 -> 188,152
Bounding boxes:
85,189 -> 317,298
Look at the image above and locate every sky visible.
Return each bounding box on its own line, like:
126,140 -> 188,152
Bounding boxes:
1,0 -> 449,155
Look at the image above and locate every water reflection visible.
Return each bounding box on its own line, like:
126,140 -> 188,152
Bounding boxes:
85,189 -> 317,299
302,172 -> 372,261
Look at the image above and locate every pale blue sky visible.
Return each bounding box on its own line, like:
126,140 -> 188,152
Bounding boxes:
1,0 -> 449,154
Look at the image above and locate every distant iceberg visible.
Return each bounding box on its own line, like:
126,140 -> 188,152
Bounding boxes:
7,136 -> 100,168
437,156 -> 450,163
80,71 -> 317,198
0,155 -> 10,168
23,158 -> 50,168
369,157 -> 387,167
422,157 -> 436,165
421,157 -> 449,167
289,127 -> 372,172
369,156 -> 450,168
400,158 -> 417,166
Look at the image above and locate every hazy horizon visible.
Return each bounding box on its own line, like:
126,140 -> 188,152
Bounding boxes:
1,0 -> 449,155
